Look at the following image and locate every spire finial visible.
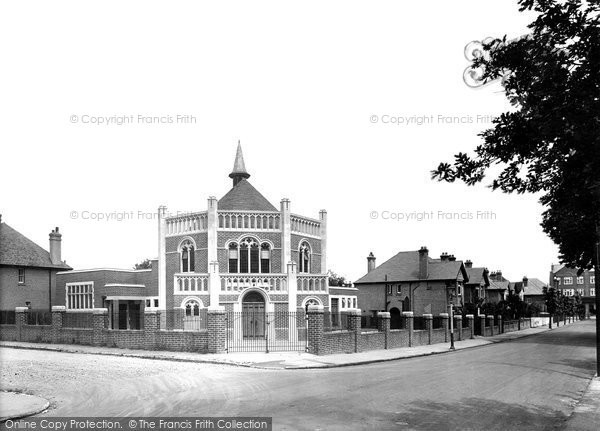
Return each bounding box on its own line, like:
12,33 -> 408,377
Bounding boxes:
229,141 -> 250,186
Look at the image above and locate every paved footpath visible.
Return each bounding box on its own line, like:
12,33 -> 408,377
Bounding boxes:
0,326 -> 552,370
0,391 -> 49,421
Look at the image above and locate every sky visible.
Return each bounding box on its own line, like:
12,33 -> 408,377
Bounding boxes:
0,1 -> 557,284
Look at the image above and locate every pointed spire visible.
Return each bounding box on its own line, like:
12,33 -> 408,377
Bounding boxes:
229,140 -> 251,186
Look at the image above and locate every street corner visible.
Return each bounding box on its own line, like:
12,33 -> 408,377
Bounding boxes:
0,391 -> 50,421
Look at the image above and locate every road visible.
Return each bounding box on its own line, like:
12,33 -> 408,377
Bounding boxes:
1,320 -> 597,430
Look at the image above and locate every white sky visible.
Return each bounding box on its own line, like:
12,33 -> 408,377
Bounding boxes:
0,1 -> 556,284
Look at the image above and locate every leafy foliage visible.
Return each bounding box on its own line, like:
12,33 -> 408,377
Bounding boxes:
328,270 -> 348,287
432,0 -> 600,269
133,259 -> 153,270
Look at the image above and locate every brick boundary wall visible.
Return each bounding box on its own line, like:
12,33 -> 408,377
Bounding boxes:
0,306 -> 558,356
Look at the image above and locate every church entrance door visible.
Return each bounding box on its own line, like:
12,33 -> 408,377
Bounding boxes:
242,291 -> 265,338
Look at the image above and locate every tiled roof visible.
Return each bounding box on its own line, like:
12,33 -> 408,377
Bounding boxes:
0,223 -> 71,270
354,250 -> 467,284
488,279 -> 510,291
521,278 -> 547,296
218,179 -> 277,212
465,267 -> 489,286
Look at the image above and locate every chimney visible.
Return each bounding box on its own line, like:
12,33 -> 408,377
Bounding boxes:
367,252 -> 376,273
448,254 -> 456,262
418,246 -> 428,279
496,270 -> 503,281
523,276 -> 528,287
49,227 -> 62,265
465,259 -> 473,268
440,252 -> 449,261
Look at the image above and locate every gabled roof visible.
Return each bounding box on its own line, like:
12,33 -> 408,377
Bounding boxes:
354,250 -> 468,284
465,267 -> 490,287
519,278 -> 547,296
218,179 -> 278,212
488,279 -> 510,291
0,222 -> 71,270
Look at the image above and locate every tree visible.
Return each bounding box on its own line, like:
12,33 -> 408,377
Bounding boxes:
543,285 -> 559,319
133,259 -> 152,270
327,270 -> 348,287
431,0 -> 600,270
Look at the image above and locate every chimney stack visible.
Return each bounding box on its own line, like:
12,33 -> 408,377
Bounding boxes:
448,254 -> 456,262
418,246 -> 428,279
440,252 -> 449,261
523,276 -> 528,287
465,259 -> 473,268
49,227 -> 62,265
367,252 -> 376,273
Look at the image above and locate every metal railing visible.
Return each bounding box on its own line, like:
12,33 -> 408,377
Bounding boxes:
324,311 -> 351,331
0,310 -> 16,325
26,310 -> 52,326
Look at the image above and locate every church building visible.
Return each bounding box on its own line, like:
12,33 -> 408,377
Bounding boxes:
158,143 -> 330,323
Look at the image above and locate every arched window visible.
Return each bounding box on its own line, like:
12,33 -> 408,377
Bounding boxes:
304,298 -> 321,312
260,243 -> 271,273
180,240 -> 195,273
229,242 -> 238,273
299,242 -> 311,273
228,238 -> 269,274
185,298 -> 201,317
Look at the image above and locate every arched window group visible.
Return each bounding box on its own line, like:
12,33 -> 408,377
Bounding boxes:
180,240 -> 195,273
299,241 -> 311,273
184,298 -> 201,317
228,237 -> 271,274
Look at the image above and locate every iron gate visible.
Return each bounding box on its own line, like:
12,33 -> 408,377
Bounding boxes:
225,311 -> 308,353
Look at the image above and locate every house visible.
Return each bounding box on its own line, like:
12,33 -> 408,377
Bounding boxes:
463,260 -> 489,307
486,271 -> 510,303
354,247 -> 469,327
550,264 -> 596,317
516,276 -> 547,312
0,216 -> 72,311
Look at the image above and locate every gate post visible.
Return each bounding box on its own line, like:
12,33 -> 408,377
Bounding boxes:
423,314 -> 433,344
52,306 -> 65,344
487,315 -> 495,336
347,308 -> 362,353
454,314 -> 462,341
207,306 -> 226,353
377,311 -> 391,349
15,307 -> 28,342
466,314 -> 474,339
144,309 -> 159,350
307,304 -> 324,355
92,308 -> 108,346
440,312 -> 449,342
479,314 -> 486,336
403,311 -> 414,347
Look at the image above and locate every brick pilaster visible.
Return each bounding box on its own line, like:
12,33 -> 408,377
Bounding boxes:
440,312 -> 449,342
207,306 -> 226,353
377,311 -> 391,349
403,311 -> 414,347
92,308 -> 108,346
173,307 -> 185,330
307,304 -> 324,355
466,314 -> 474,339
144,310 -> 160,350
15,307 -> 28,342
423,313 -> 433,345
497,315 -> 503,334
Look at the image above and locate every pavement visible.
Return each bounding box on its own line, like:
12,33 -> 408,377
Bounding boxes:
564,376 -> 600,431
0,391 -> 49,421
0,325 -> 552,370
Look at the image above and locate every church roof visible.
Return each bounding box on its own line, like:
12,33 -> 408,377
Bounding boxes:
218,179 -> 278,212
0,222 -> 72,269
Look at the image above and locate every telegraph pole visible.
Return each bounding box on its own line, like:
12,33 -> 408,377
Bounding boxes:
595,222 -> 600,375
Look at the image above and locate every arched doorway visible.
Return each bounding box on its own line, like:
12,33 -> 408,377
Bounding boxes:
390,307 -> 401,329
403,296 -> 411,313
242,290 -> 265,338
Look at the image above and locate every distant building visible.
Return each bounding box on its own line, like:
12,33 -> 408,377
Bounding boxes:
0,216 -> 72,311
354,247 -> 468,327
463,260 -> 489,306
486,270 -> 510,303
550,264 -> 596,317
516,277 -> 547,312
